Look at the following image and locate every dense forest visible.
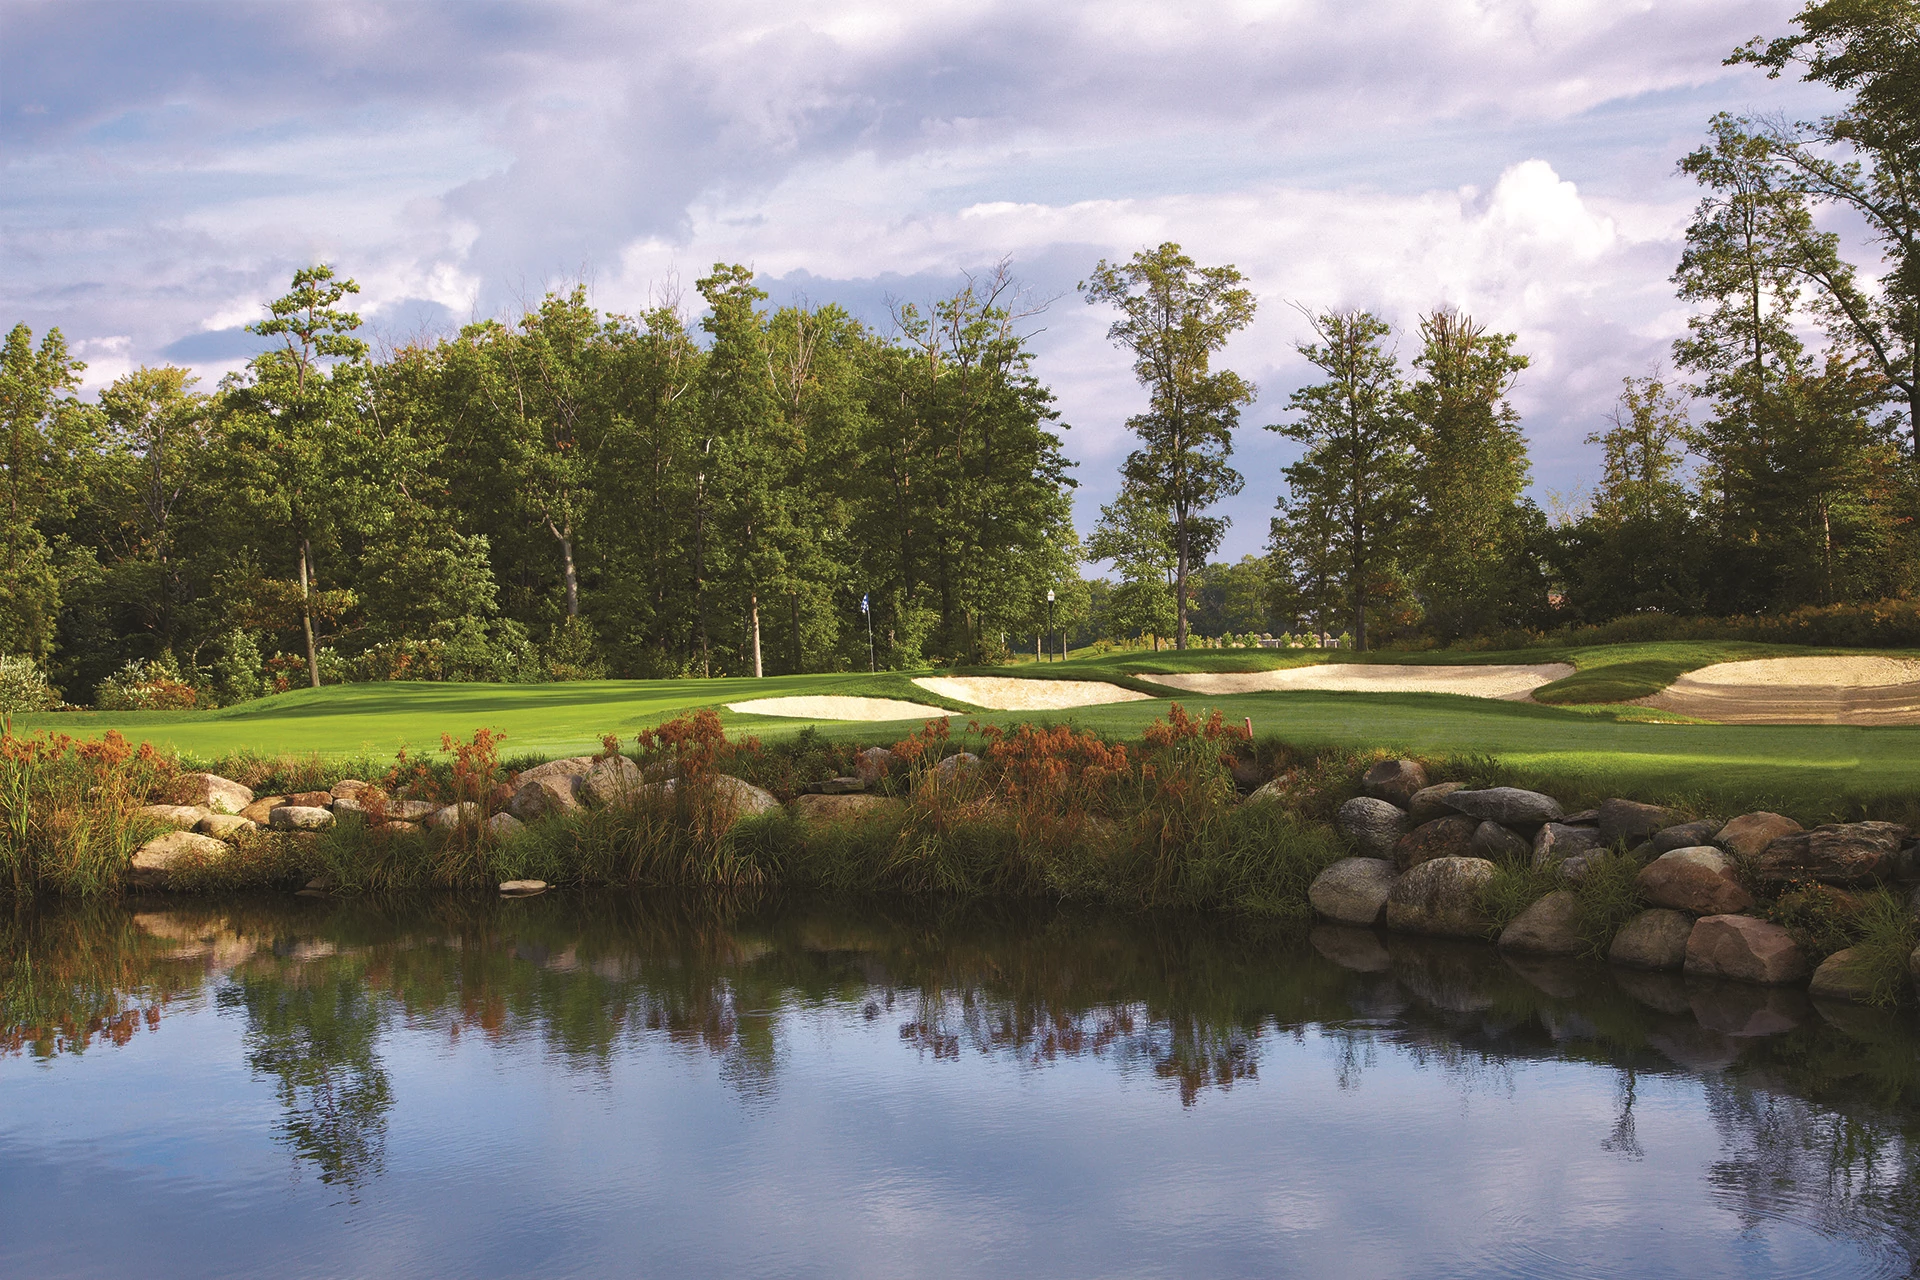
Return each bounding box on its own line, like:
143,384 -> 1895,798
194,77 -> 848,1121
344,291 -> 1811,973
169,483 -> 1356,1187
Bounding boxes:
0,0 -> 1913,706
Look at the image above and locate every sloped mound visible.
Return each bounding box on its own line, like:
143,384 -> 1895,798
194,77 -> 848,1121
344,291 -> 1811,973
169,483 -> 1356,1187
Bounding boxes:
912,675 -> 1156,710
1640,656 -> 1920,724
724,695 -> 954,722
1138,663 -> 1573,701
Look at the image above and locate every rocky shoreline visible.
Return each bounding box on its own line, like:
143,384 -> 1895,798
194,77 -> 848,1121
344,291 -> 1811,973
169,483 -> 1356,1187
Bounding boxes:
1317,758 -> 1912,1004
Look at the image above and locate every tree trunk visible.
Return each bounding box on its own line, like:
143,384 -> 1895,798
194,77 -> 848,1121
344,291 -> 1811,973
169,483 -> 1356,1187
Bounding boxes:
790,593 -> 802,675
693,470 -> 709,677
1174,512 -> 1189,651
750,592 -> 763,678
299,538 -> 320,689
556,529 -> 579,618
1355,602 -> 1368,652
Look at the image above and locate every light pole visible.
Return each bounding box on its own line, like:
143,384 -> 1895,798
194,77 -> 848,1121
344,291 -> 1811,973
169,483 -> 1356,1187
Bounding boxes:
1046,588 -> 1055,664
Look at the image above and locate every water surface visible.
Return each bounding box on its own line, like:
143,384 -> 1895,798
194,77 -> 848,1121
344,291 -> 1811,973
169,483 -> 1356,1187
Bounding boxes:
4,894 -> 1918,1278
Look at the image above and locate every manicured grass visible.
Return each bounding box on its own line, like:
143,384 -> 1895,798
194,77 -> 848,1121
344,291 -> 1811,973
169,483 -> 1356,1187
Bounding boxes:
14,639 -> 1920,819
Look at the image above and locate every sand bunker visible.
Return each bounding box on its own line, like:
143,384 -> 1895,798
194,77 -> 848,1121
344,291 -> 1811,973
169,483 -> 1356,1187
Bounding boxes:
725,696 -> 954,722
912,675 -> 1156,711
1640,656 -> 1920,725
1137,663 -> 1575,701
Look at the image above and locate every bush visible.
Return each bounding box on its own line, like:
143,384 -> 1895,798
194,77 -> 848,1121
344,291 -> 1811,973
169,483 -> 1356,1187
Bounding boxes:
93,657 -> 197,710
207,630 -> 268,706
0,729 -> 177,897
0,656 -> 57,713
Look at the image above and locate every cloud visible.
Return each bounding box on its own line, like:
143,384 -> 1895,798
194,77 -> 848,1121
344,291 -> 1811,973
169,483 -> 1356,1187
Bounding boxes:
0,0 -> 1837,551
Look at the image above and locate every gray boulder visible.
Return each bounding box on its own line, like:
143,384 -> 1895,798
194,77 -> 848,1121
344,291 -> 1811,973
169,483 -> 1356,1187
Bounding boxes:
933,752 -> 980,778
137,804 -> 212,830
1498,890 -> 1584,955
269,805 -> 334,832
1532,822 -> 1604,871
330,779 -> 369,799
1444,787 -> 1564,827
387,799 -> 437,822
792,793 -> 902,826
129,830 -> 229,886
1754,821 -> 1908,886
1716,811 -> 1803,858
518,756 -> 596,787
195,813 -> 257,840
1407,782 -> 1467,824
581,755 -> 645,807
1362,758 -> 1428,808
1608,908 -> 1694,971
1808,947 -> 1880,1003
815,776 -> 865,795
1470,820 -> 1530,862
856,746 -> 896,783
511,776 -> 581,821
499,879 -> 547,897
1308,857 -> 1396,926
330,794 -> 367,817
1685,915 -> 1810,986
1393,816 -> 1477,870
1337,796 -> 1407,859
1637,846 -> 1753,915
711,774 -> 781,823
1650,820 -> 1719,855
486,811 -> 527,841
1598,799 -> 1669,846
173,772 -> 254,815
428,801 -> 481,831
1384,856 -> 1497,938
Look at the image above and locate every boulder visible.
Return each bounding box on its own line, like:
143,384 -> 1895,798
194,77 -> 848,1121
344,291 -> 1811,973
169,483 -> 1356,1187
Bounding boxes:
239,796 -> 286,825
1598,799 -> 1669,846
1808,947 -> 1881,1004
499,879 -> 548,897
581,755 -> 645,807
330,779 -> 369,799
1637,846 -> 1753,915
269,805 -> 334,832
711,774 -> 781,823
1242,778 -> 1292,807
1497,890 -> 1584,956
386,799 -> 438,823
814,776 -> 866,795
1532,822 -> 1604,871
1754,821 -> 1908,886
1384,856 -> 1497,938
129,830 -> 229,885
1393,816 -> 1477,870
518,756 -> 596,787
427,801 -> 481,830
1362,758 -> 1428,808
330,794 -> 366,817
195,813 -> 257,840
1308,857 -> 1396,926
1554,851 -> 1616,886
1650,820 -> 1719,855
137,804 -> 211,830
1443,786 -> 1564,827
933,751 -> 981,778
1406,782 -> 1468,824
1469,820 -> 1530,862
1685,914 -> 1810,986
855,746 -> 896,783
486,811 -> 526,841
173,772 -> 254,815
1337,796 -> 1407,859
284,790 -> 334,809
511,776 -> 581,821
1562,809 -> 1601,826
792,792 -> 902,826
1716,811 -> 1802,858
1608,908 -> 1695,971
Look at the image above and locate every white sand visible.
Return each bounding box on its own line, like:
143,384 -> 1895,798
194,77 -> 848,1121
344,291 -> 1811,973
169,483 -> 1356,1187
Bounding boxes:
1137,663 -> 1575,701
912,675 -> 1156,710
724,695 -> 955,722
1641,655 -> 1920,724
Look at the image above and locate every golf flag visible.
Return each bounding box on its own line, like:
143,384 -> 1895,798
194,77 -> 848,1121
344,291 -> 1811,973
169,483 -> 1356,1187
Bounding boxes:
861,593 -> 870,614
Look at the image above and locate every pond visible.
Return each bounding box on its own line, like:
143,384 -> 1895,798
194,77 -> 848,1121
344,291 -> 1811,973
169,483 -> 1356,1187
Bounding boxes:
3,893 -> 1917,1278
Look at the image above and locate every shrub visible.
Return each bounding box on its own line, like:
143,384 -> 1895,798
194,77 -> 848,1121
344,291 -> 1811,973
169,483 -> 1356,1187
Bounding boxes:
93,657 -> 196,710
0,656 -> 57,713
0,729 -> 177,897
207,630 -> 268,705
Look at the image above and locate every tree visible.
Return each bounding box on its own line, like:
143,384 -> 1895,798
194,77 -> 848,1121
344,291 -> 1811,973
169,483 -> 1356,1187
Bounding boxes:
1081,243 -> 1256,649
230,264 -> 373,687
1086,482 -> 1181,648
1403,307 -> 1537,638
0,324 -> 92,658
1734,3 -> 1920,463
1270,309 -> 1417,650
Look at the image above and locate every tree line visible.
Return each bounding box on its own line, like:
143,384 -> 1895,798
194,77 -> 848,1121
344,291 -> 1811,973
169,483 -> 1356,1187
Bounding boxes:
0,0 -> 1909,701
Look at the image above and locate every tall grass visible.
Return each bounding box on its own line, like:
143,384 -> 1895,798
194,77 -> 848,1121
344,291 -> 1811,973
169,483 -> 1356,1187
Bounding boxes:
0,729 -> 177,898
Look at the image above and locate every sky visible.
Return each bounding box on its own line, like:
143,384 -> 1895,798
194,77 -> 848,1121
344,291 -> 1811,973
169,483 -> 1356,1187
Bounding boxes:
0,0 -> 1847,564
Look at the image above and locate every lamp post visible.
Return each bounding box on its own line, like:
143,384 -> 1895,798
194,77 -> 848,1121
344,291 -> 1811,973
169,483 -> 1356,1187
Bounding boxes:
1046,588 -> 1055,664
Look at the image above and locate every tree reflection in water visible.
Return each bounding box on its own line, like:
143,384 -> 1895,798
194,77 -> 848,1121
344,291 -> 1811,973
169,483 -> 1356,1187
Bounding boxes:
4,891 -> 1920,1253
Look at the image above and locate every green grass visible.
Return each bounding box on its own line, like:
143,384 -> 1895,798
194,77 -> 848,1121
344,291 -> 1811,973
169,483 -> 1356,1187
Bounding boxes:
14,640 -> 1920,820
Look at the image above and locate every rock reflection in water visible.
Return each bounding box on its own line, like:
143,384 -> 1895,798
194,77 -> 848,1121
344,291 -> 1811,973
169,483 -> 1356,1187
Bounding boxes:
3,894 -> 1919,1276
